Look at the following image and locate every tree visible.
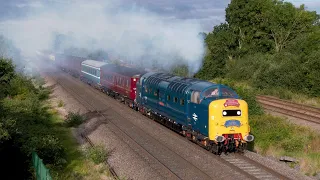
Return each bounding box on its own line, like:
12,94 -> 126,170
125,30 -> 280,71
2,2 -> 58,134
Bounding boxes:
0,58 -> 16,99
264,3 -> 318,52
225,0 -> 274,53
196,23 -> 238,79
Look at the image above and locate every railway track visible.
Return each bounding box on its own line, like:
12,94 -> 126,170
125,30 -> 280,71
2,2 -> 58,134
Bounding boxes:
52,72 -> 215,180
46,70 -> 301,180
257,95 -> 320,125
80,133 -> 120,179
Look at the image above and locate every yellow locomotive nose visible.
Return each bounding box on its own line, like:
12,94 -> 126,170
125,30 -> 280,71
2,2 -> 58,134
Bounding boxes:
208,99 -> 252,143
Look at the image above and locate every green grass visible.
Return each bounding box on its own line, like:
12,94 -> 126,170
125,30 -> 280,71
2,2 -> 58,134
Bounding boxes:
250,114 -> 320,175
85,145 -> 109,164
48,111 -> 110,179
65,112 -> 85,127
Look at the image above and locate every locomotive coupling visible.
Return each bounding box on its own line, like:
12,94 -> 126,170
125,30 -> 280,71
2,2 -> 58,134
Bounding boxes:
244,135 -> 254,142
215,135 -> 225,142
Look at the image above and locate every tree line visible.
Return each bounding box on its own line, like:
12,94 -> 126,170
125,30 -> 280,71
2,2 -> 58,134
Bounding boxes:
195,0 -> 320,97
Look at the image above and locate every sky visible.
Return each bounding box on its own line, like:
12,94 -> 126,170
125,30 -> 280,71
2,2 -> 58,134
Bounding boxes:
0,0 -> 319,74
0,0 -> 318,32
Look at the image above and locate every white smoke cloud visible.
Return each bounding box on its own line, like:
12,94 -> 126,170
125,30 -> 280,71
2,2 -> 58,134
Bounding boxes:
0,0 -> 205,75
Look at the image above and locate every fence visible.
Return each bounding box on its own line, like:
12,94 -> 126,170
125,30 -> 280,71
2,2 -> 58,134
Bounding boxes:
32,151 -> 52,180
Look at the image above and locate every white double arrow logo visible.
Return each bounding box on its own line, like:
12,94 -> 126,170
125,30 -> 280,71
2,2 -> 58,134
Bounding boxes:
192,113 -> 198,121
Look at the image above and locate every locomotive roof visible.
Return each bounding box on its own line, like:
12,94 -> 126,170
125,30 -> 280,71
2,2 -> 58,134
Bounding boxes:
102,64 -> 146,77
143,72 -> 217,94
81,60 -> 108,68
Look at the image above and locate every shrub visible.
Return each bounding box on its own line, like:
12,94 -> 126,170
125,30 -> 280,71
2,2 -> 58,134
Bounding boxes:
38,87 -> 51,100
65,112 -> 84,127
29,135 -> 66,167
86,145 -> 108,164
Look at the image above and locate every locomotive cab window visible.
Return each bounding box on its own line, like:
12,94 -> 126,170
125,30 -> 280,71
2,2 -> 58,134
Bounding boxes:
222,110 -> 241,116
191,91 -> 200,104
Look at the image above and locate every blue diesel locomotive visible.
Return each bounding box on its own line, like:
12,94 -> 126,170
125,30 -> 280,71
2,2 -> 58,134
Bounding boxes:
135,72 -> 254,154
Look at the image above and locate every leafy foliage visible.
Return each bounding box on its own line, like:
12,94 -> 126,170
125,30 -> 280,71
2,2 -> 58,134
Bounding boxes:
171,64 -> 189,77
0,58 -> 67,178
196,0 -> 320,97
65,112 -> 85,127
86,145 -> 109,164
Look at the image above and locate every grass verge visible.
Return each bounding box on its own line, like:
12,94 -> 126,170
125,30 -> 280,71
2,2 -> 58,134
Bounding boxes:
47,110 -> 111,180
213,78 -> 320,176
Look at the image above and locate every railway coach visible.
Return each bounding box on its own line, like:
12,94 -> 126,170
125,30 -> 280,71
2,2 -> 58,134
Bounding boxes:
135,72 -> 254,154
100,64 -> 146,107
80,60 -> 108,87
55,54 -> 86,78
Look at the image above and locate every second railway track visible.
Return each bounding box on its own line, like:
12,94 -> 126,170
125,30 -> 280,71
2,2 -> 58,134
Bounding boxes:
257,95 -> 320,125
45,69 -> 304,180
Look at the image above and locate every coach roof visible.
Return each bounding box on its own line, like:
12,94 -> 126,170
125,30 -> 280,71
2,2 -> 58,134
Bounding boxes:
81,60 -> 108,68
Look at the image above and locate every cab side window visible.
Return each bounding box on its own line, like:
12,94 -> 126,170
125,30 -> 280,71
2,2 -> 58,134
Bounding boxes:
191,91 -> 200,104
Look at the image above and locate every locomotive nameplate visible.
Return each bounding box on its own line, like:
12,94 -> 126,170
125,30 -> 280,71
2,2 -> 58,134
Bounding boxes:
224,99 -> 240,107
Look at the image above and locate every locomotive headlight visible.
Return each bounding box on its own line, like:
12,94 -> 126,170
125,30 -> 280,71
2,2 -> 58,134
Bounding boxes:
237,111 -> 241,115
133,78 -> 136,81
222,111 -> 227,116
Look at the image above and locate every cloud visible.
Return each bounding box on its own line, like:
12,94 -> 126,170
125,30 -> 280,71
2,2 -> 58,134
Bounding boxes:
286,0 -> 320,12
0,0 -> 207,75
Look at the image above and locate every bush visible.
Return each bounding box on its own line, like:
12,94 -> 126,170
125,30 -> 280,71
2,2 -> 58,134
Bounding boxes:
65,112 -> 84,127
27,135 -> 66,167
86,145 -> 108,164
37,87 -> 51,100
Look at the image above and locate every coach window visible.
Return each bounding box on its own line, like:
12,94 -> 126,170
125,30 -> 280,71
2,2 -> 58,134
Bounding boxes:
174,97 -> 178,103
167,95 -> 171,101
154,90 -> 158,96
144,86 -> 148,93
191,91 -> 200,104
180,99 -> 185,105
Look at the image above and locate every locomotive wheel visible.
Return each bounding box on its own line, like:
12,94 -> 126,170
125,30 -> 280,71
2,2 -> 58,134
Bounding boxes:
192,135 -> 197,142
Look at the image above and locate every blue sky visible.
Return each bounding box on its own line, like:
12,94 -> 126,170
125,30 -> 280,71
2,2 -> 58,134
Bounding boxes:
0,0 -> 319,32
